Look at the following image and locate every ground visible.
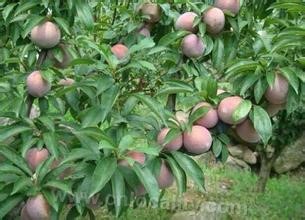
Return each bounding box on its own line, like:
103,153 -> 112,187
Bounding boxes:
66,164 -> 305,220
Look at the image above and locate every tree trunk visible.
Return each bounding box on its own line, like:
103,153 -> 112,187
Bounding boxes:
256,150 -> 277,193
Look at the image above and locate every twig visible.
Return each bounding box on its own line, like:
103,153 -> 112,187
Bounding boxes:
111,0 -> 119,25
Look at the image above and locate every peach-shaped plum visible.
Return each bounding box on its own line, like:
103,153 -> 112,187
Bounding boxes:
111,43 -> 129,60
266,103 -> 284,117
31,21 -> 61,49
26,148 -> 49,171
157,160 -> 174,189
183,125 -> 212,155
265,73 -> 289,105
203,7 -> 225,34
214,0 -> 240,15
236,119 -> 260,143
26,71 -> 51,98
181,34 -> 205,58
157,128 -> 183,151
23,194 -> 50,220
192,102 -> 218,128
217,96 -> 246,125
175,12 -> 198,33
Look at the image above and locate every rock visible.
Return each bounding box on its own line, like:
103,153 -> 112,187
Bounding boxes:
228,145 -> 258,164
226,155 -> 251,170
274,134 -> 305,173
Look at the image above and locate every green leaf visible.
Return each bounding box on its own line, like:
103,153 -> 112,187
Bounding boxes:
251,106 -> 272,145
100,85 -> 119,123
133,94 -> 167,125
43,190 -> 59,212
2,3 -> 17,22
0,147 -> 32,176
44,180 -> 73,195
163,128 -> 182,147
14,1 -> 38,16
132,163 -> 160,203
280,67 -> 299,94
158,31 -> 188,46
254,79 -> 268,104
165,155 -> 186,196
232,100 -> 252,123
129,38 -> 155,53
212,138 -> 223,158
111,170 -> 125,217
60,148 -> 98,165
89,157 -> 117,198
157,80 -> 194,96
226,61 -> 258,78
11,178 -> 32,195
136,60 -> 156,71
38,116 -> 55,132
212,37 -> 224,71
43,132 -> 59,158
0,163 -> 24,175
171,151 -> 204,191
0,124 -> 32,142
22,15 -> 44,38
188,106 -> 210,126
75,0 -> 94,28
0,194 -> 24,219
118,135 -> 134,152
53,17 -> 71,35
220,145 -> 229,163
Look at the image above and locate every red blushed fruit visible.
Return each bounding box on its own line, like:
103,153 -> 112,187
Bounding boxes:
192,102 -> 218,128
203,7 -> 225,35
20,206 -> 31,220
23,194 -> 50,220
181,34 -> 205,58
175,12 -> 198,33
217,96 -> 246,125
236,119 -> 260,143
26,148 -> 49,171
183,125 -> 212,155
266,103 -> 284,117
157,128 -> 183,151
26,71 -> 51,98
265,73 -> 289,105
118,151 -> 146,166
157,160 -> 174,189
31,21 -> 61,49
214,0 -> 240,16
111,43 -> 129,60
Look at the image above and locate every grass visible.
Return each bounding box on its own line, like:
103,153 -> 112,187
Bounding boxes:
69,164 -> 305,220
